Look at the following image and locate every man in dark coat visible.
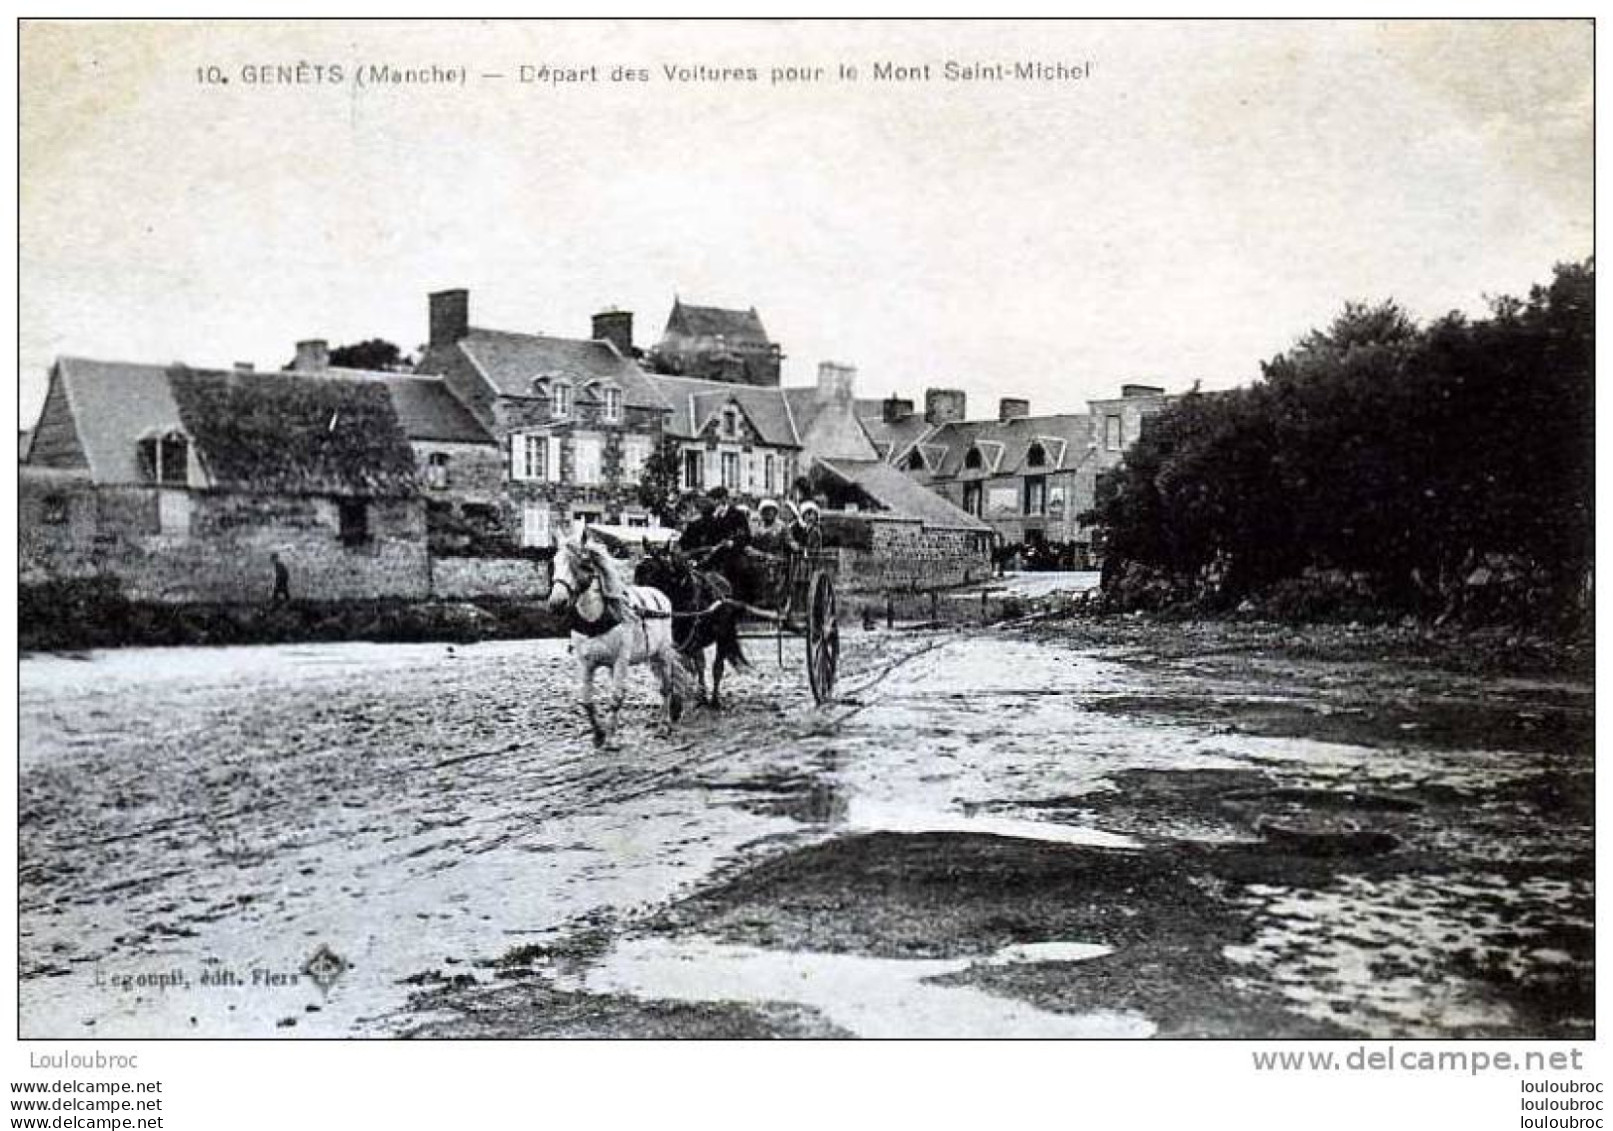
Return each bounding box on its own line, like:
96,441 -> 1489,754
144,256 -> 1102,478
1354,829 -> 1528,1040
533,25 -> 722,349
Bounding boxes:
680,486 -> 751,582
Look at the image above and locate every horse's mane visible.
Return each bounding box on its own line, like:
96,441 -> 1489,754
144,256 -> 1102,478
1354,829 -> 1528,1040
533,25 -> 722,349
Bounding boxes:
562,533 -> 633,599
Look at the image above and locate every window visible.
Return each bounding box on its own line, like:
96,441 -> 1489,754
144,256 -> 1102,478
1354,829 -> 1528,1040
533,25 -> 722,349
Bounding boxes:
904,451 -> 925,472
1026,442 -> 1047,469
764,453 -> 777,494
1024,475 -> 1047,516
964,447 -> 984,471
620,435 -> 652,483
683,449 -> 705,491
573,434 -> 603,485
571,509 -> 600,532
138,430 -> 189,486
426,452 -> 451,490
625,513 -> 650,529
1105,415 -> 1123,452
601,387 -> 623,423
339,500 -> 369,545
510,434 -> 557,482
962,482 -> 983,517
551,380 -> 573,420
721,406 -> 740,439
721,451 -> 740,490
41,494 -> 68,525
521,502 -> 551,547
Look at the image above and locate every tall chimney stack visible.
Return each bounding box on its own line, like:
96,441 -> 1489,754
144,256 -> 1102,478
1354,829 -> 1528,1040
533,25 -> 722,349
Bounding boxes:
816,361 -> 856,404
924,388 -> 967,425
881,395 -> 915,424
999,397 -> 1030,422
293,340 -> 329,372
591,310 -> 634,356
429,289 -> 470,348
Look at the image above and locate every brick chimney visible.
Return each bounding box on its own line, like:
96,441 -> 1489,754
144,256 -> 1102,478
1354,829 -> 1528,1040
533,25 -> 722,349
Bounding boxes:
293,340 -> 329,372
429,289 -> 469,348
924,388 -> 967,425
881,395 -> 914,424
1122,383 -> 1165,399
233,361 -> 255,373
591,310 -> 634,356
999,397 -> 1030,422
816,361 -> 856,404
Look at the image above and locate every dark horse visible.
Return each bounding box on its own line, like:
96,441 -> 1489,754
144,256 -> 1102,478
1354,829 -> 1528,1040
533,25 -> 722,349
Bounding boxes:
633,547 -> 748,709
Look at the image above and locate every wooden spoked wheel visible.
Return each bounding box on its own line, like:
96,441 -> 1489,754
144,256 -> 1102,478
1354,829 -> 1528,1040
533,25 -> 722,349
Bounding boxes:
805,568 -> 839,704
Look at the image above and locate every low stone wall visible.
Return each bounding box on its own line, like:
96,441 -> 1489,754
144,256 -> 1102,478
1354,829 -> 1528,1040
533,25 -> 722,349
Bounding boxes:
830,515 -> 991,593
430,556 -> 551,600
20,475 -> 430,604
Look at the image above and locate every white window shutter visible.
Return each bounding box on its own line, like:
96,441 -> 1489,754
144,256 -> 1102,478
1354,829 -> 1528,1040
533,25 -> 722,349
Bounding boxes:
547,436 -> 562,483
509,433 -> 523,481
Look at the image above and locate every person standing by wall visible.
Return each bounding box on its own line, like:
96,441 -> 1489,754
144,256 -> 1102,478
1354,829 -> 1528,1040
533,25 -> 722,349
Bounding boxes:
269,552 -> 291,605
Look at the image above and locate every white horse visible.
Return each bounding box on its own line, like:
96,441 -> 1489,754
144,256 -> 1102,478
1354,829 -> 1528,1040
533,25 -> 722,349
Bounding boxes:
547,532 -> 694,749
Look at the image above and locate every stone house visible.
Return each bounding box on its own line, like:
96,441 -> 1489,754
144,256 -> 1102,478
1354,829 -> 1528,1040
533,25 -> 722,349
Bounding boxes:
648,299 -> 783,387
22,357 -> 428,602
861,383 -> 1176,567
415,290 -> 673,548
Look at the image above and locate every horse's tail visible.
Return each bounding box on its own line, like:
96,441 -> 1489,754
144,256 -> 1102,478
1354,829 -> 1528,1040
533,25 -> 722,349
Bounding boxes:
718,615 -> 749,671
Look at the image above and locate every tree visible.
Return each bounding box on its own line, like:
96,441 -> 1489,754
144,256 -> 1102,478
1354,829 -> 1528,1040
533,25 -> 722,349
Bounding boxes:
636,436 -> 688,526
329,339 -> 409,371
1086,260 -> 1594,624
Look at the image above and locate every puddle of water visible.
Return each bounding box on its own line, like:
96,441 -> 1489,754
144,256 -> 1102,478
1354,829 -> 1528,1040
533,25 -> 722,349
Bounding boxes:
566,935 -> 1152,1039
843,798 -> 1140,850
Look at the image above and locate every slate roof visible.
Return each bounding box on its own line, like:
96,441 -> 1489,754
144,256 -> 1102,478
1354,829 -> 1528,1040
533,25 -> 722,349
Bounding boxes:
456,329 -> 670,411
328,369 -> 492,445
53,357 -> 187,484
783,387 -> 882,463
650,373 -> 800,447
49,357 -> 419,496
664,301 -> 771,343
816,458 -> 991,533
922,414 -> 1094,479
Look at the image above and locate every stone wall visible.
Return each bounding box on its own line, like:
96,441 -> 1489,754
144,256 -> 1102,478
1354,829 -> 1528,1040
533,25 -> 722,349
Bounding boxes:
829,514 -> 992,592
430,556 -> 551,600
20,473 -> 429,604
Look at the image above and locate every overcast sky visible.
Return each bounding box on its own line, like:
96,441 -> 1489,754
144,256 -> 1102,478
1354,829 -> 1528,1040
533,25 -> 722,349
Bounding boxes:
20,19 -> 1592,424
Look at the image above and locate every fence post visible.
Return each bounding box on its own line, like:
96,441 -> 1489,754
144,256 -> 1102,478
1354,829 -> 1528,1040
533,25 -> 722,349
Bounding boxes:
981,587 -> 989,624
929,590 -> 939,622
886,593 -> 894,629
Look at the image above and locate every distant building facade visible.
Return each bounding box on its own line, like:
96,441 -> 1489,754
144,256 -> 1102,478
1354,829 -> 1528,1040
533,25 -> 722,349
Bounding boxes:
649,299 -> 783,387
861,383 -> 1175,566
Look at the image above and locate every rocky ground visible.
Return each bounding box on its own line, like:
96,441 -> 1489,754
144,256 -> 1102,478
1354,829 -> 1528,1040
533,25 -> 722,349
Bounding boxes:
18,613 -> 1593,1039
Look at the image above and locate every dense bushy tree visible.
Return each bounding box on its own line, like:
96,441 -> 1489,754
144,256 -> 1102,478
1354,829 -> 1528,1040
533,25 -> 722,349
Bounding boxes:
1087,260 -> 1593,622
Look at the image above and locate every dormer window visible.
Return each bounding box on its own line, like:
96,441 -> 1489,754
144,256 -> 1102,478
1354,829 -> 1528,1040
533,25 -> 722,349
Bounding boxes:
137,429 -> 190,486
551,380 -> 573,419
721,406 -> 739,439
964,447 -> 984,471
904,451 -> 925,472
602,386 -> 622,423
1026,442 -> 1047,469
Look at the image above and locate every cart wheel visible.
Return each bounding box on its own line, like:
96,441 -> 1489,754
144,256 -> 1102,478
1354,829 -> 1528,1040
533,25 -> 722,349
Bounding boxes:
806,569 -> 839,703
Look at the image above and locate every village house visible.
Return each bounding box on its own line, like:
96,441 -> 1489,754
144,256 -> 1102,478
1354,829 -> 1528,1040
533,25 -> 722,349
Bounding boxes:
647,299 -> 783,387
21,357 -> 428,602
861,383 -> 1174,567
414,290 -> 672,548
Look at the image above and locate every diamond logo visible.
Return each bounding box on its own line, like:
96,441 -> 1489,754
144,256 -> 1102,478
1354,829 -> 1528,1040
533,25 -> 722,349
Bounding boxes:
302,944 -> 349,995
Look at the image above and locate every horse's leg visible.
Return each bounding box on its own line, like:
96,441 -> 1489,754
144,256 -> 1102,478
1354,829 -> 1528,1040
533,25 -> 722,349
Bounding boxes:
579,658 -> 607,748
649,654 -> 675,736
710,647 -> 725,711
604,649 -> 629,751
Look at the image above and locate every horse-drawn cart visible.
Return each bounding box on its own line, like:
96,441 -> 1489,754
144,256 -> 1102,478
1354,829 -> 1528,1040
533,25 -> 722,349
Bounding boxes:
743,547 -> 841,703
630,538 -> 842,705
